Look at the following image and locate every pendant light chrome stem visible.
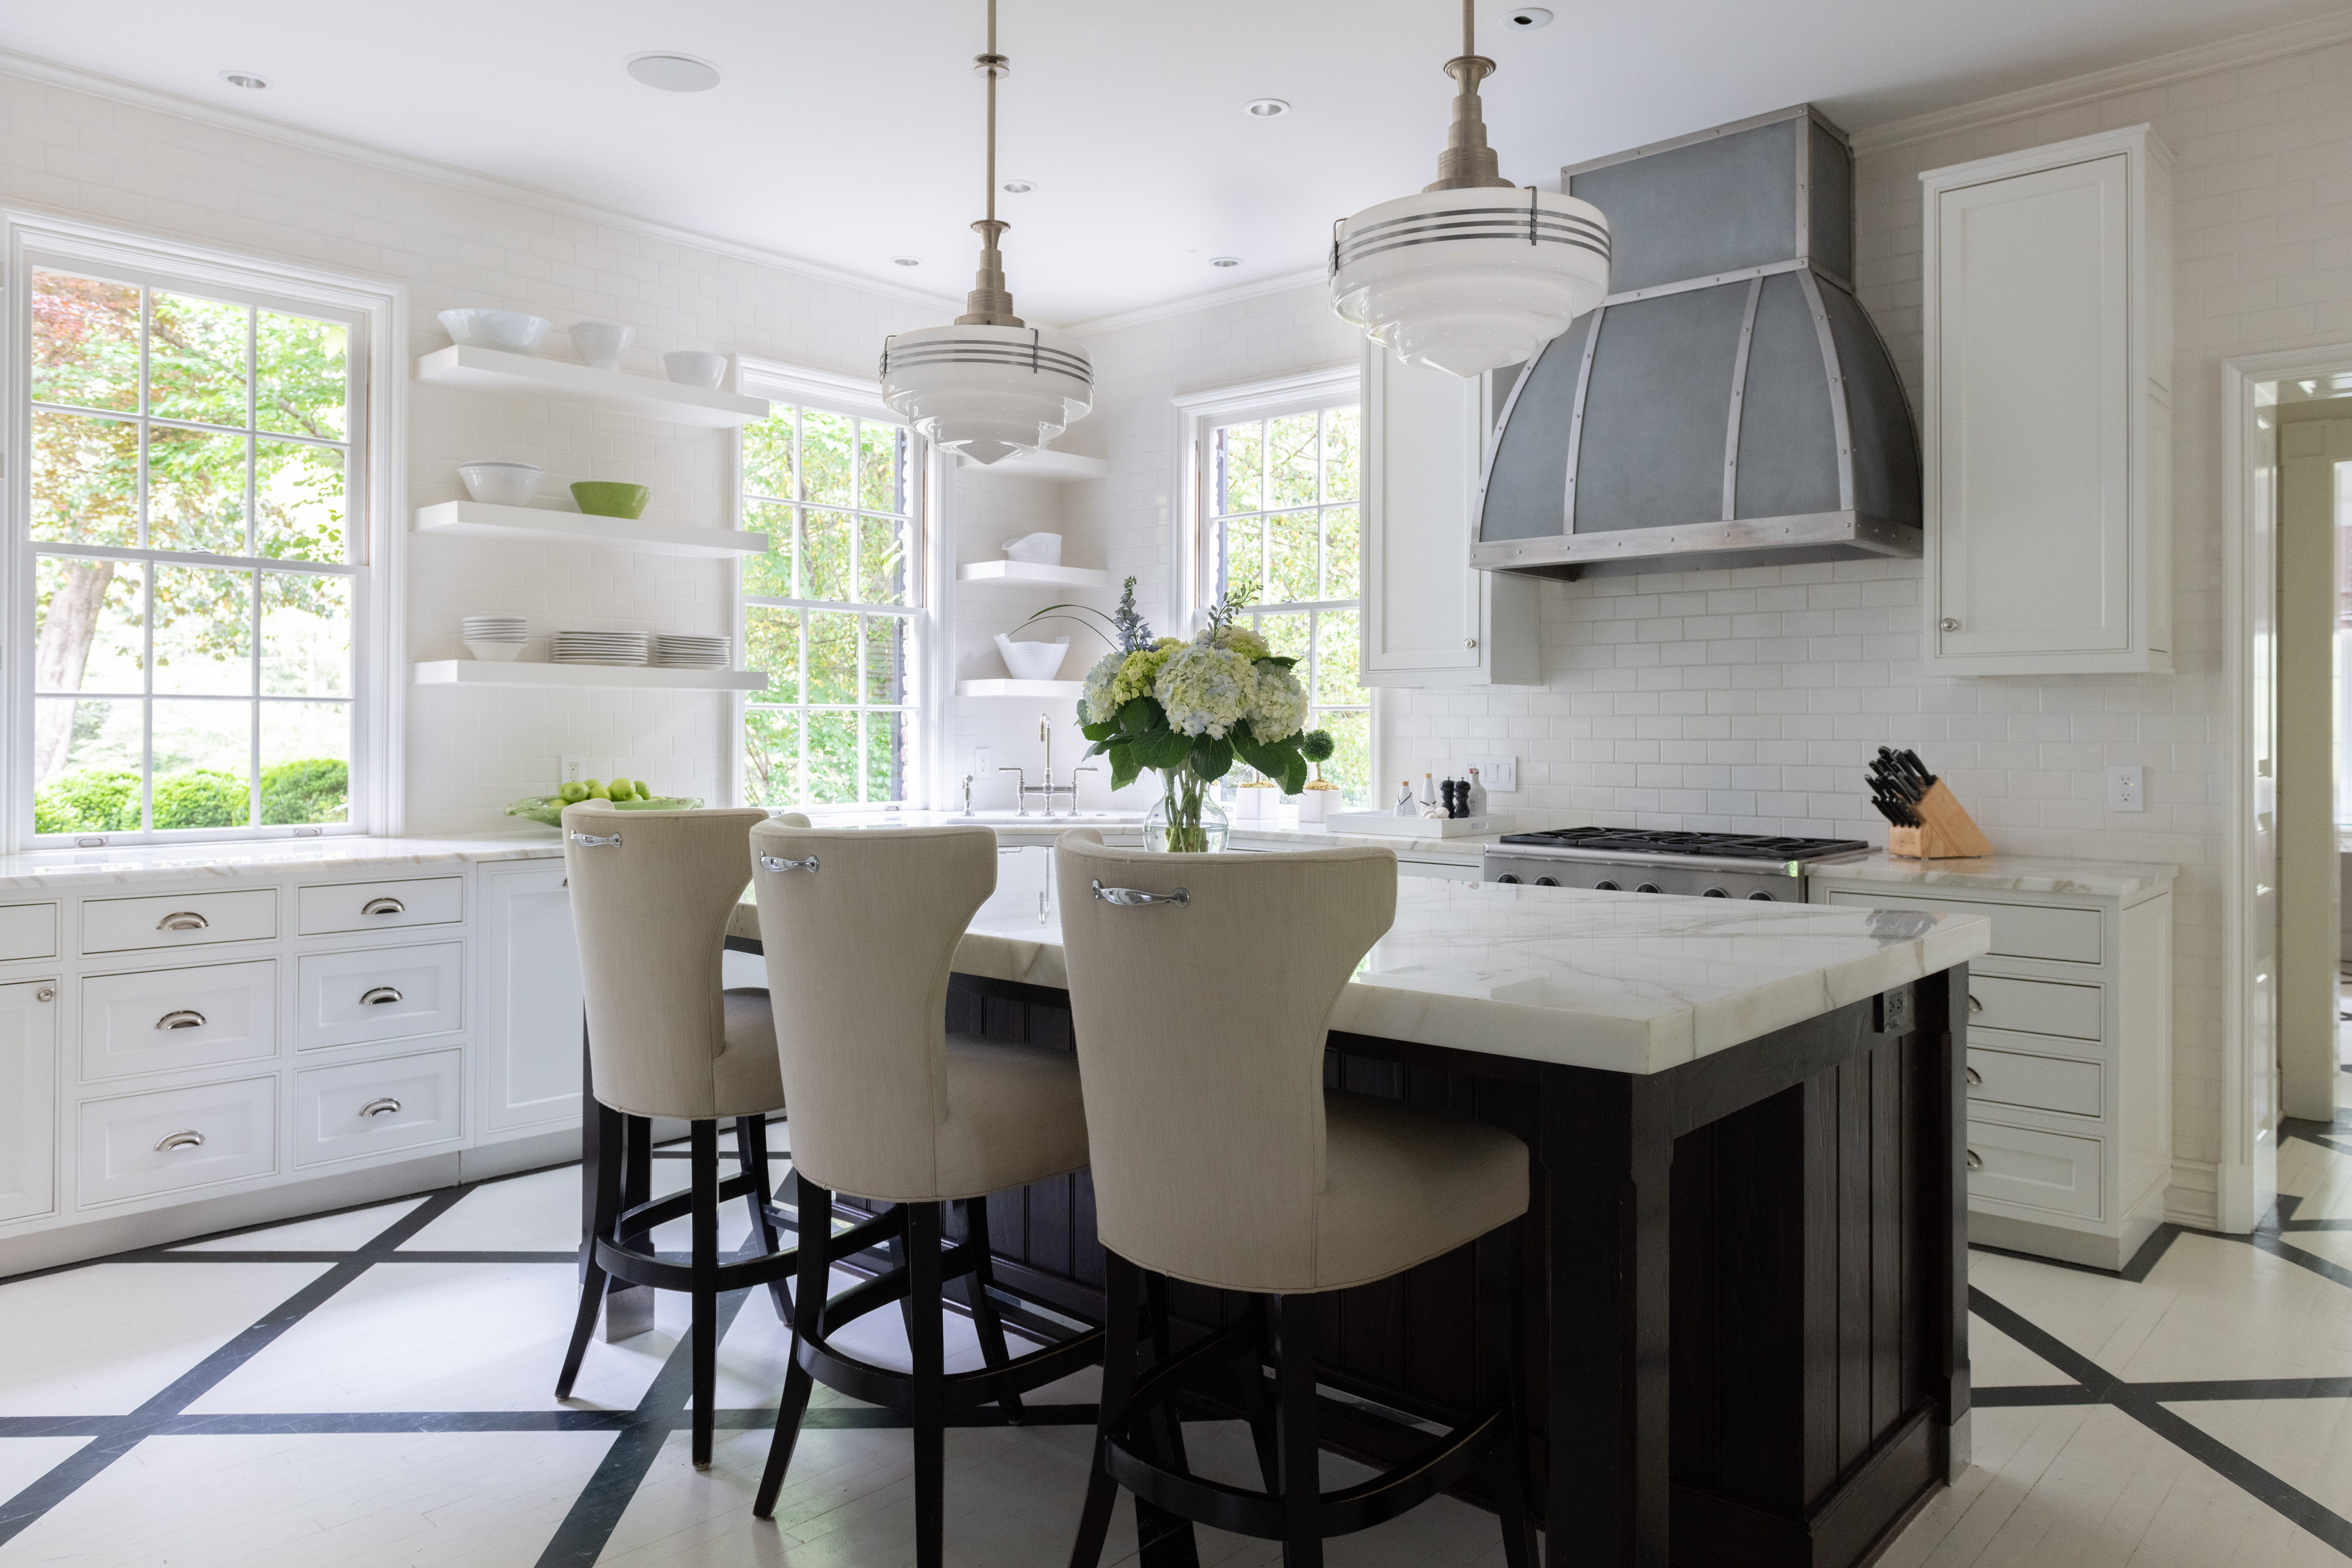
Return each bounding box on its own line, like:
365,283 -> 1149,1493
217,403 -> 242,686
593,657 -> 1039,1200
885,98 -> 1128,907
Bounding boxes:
956,0 -> 1024,327
1425,0 -> 1512,192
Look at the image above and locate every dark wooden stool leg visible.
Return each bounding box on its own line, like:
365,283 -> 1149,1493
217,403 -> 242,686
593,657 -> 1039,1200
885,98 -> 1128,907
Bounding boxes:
1486,1221 -> 1538,1568
1244,1295 -> 1282,1491
689,1117 -> 720,1469
605,1114 -> 655,1342
755,1172 -> 828,1520
908,1202 -> 947,1568
961,1196 -> 1024,1422
1276,1293 -> 1324,1568
1067,1250 -> 1140,1568
738,1115 -> 793,1323
1132,1274 -> 1203,1567
556,1096 -> 624,1397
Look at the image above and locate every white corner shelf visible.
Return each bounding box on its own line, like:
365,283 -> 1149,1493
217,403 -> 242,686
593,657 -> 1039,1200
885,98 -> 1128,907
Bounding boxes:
414,501 -> 767,559
415,345 -> 771,429
414,661 -> 769,693
958,448 -> 1111,482
956,560 -> 1114,590
956,679 -> 1086,699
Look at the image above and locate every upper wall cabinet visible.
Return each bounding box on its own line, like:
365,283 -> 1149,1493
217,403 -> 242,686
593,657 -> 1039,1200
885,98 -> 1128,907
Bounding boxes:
1360,347 -> 1539,689
1921,127 -> 2174,676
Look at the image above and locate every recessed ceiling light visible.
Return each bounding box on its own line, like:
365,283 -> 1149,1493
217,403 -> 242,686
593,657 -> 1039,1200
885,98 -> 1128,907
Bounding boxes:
219,70 -> 268,90
1210,257 -> 1242,268
1244,98 -> 1290,118
1001,179 -> 1036,194
891,256 -> 923,267
1506,8 -> 1555,27
625,53 -> 722,93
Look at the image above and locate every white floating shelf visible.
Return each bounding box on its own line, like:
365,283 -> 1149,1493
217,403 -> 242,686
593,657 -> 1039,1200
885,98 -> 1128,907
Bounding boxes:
415,661 -> 768,693
959,448 -> 1111,482
956,560 -> 1114,589
956,679 -> 1086,699
415,345 -> 771,428
414,500 -> 768,559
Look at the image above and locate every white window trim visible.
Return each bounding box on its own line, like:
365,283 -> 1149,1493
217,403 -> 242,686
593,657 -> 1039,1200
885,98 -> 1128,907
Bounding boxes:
2,210 -> 406,852
731,356 -> 948,813
1167,363 -> 1373,786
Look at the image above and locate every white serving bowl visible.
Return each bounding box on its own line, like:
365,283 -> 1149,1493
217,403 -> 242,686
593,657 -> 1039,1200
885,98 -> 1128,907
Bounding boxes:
570,320 -> 634,371
457,461 -> 543,506
465,639 -> 528,662
663,351 -> 728,388
993,633 -> 1069,682
999,531 -> 1063,565
439,309 -> 555,353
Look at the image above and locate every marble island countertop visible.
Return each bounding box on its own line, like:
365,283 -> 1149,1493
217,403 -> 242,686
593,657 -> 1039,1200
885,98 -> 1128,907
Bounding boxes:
730,878 -> 1992,1077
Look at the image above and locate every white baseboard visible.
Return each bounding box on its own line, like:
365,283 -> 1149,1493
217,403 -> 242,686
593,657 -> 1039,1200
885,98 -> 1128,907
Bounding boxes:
2165,1158 -> 2220,1229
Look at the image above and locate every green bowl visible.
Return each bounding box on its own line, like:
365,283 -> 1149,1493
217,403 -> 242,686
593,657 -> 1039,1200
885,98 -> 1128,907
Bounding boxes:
504,793 -> 704,828
571,481 -> 651,520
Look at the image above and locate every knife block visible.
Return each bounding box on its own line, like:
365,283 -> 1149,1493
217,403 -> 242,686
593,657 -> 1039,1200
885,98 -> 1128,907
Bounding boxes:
1886,781 -> 1993,860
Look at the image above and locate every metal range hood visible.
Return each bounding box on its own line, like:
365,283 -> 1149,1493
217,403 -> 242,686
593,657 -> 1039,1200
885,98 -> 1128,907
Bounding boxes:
1472,106 -> 1921,579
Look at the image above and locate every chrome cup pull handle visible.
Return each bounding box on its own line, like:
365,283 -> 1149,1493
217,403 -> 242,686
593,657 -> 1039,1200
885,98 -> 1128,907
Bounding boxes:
760,854 -> 820,874
155,1130 -> 206,1153
1964,1148 -> 1983,1172
156,1009 -> 207,1031
158,910 -> 209,932
1091,881 -> 1189,909
1965,1065 -> 1983,1086
360,1097 -> 402,1118
1968,994 -> 1983,1014
360,986 -> 403,1006
570,831 -> 622,849
362,896 -> 405,915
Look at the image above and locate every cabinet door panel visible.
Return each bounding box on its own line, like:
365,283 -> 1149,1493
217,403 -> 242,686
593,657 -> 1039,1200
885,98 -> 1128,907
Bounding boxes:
0,979 -> 58,1223
478,865 -> 583,1133
1362,347 -> 1482,677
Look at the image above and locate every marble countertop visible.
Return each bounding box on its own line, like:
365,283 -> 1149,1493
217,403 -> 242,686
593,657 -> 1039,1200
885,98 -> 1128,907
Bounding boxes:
1808,852 -> 2180,899
0,833 -> 565,892
729,879 -> 1990,1077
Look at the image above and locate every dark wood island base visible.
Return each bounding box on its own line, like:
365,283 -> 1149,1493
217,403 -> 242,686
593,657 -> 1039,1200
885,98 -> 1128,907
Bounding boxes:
939,964 -> 1971,1568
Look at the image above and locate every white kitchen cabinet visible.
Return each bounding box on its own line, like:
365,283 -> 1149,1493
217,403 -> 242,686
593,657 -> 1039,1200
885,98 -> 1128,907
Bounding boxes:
1359,346 -> 1538,689
1921,126 -> 2173,676
475,862 -> 584,1136
0,978 -> 58,1224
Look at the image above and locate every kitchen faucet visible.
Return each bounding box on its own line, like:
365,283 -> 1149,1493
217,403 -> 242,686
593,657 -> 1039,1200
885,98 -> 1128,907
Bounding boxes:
999,715 -> 1095,818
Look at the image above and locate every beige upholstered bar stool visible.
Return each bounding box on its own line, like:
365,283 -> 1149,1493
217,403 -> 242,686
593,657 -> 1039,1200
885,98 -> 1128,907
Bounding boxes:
1053,831 -> 1538,1568
556,803 -> 800,1469
745,821 -> 1102,1566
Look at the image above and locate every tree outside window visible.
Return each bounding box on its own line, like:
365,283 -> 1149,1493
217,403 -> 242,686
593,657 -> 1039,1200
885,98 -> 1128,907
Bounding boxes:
27,270 -> 359,839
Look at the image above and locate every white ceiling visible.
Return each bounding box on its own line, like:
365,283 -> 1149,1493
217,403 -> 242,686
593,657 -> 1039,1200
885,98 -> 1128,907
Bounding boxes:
4,0 -> 2343,327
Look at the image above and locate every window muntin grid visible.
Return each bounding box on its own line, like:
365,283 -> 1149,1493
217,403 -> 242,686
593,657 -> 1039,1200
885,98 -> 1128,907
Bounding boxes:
1209,403 -> 1368,803
25,267 -> 360,841
739,404 -> 918,808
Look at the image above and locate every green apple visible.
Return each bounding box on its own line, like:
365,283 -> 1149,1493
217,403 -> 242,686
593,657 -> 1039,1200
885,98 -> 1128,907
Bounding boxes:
558,781 -> 588,804
587,784 -> 610,801
633,780 -> 654,801
612,780 -> 638,801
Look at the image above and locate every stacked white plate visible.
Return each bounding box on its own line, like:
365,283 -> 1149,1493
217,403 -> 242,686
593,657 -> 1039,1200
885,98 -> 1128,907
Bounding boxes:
655,634 -> 732,669
552,630 -> 652,666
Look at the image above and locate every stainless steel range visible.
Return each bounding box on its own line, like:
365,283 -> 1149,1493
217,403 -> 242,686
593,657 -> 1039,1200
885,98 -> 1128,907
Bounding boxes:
1481,828 -> 1871,900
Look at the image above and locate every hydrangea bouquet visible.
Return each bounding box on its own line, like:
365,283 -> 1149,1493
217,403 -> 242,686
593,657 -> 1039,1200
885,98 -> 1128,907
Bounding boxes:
1021,578 -> 1331,852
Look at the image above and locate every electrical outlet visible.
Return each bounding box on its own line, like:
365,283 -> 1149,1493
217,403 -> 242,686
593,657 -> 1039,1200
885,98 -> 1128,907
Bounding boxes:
2106,764 -> 2144,813
560,754 -> 586,785
1465,755 -> 1518,792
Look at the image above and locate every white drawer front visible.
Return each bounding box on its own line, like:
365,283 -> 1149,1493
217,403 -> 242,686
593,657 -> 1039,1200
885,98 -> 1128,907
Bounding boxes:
82,961 -> 278,1081
82,889 -> 278,955
1968,1045 -> 2102,1119
293,1049 -> 463,1166
1827,890 -> 2102,965
0,902 -> 60,963
1968,974 -> 2102,1042
78,1077 -> 276,1206
296,943 -> 462,1051
297,877 -> 464,937
1967,1119 -> 2103,1219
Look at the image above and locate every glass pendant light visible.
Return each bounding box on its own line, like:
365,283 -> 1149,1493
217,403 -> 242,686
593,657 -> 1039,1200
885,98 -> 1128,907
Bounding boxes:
880,0 -> 1092,465
1329,0 -> 1612,378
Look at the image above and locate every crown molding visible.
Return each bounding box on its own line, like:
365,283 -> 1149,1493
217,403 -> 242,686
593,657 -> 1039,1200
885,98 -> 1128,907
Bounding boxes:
1062,265 -> 1328,340
0,47 -> 966,318
1848,9 -> 2352,157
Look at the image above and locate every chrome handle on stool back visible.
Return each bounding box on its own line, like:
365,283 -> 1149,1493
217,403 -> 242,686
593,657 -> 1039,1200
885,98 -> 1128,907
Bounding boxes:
1091,881 -> 1189,909
759,854 -> 819,874
570,831 -> 622,849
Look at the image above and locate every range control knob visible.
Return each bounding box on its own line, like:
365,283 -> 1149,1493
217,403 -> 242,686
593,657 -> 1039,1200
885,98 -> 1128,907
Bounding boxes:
1747,890 -> 1777,900
1495,873 -> 1521,884
1594,880 -> 1621,892
1535,877 -> 1559,887
1635,883 -> 1663,894
1702,887 -> 1729,898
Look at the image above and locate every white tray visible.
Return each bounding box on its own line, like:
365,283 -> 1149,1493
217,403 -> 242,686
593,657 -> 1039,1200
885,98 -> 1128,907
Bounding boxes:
1324,812 -> 1497,839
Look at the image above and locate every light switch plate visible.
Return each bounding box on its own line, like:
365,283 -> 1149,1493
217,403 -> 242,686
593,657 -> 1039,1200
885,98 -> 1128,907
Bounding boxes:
1465,755 -> 1518,792
2106,764 -> 2143,812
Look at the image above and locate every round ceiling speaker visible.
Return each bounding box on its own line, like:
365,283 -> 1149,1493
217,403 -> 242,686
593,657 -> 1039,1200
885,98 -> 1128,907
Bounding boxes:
626,53 -> 722,93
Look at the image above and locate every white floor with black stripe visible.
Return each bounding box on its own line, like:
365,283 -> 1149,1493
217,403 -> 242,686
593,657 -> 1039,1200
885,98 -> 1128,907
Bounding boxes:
6,1092 -> 2352,1566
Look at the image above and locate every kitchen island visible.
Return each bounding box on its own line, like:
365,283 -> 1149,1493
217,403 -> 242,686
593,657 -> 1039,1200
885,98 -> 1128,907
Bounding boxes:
729,876 -> 1991,1568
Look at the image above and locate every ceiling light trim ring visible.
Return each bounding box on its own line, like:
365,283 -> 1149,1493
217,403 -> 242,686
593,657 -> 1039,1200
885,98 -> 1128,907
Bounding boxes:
882,349 -> 1094,388
1339,203 -> 1610,246
1337,229 -> 1612,272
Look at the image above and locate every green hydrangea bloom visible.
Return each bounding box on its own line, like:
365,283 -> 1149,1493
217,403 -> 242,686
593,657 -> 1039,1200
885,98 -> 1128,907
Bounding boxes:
1245,662 -> 1309,743
1154,642 -> 1257,737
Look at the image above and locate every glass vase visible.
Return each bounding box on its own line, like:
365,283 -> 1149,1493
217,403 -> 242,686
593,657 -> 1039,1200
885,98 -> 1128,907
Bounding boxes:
1143,769 -> 1229,853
